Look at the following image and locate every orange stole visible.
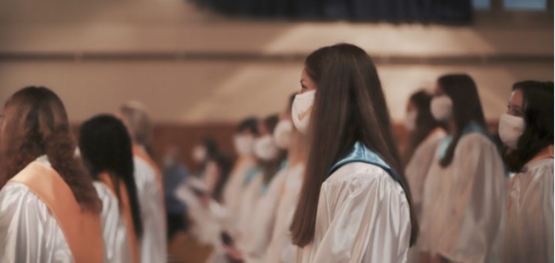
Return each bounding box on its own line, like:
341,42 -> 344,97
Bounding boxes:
99,173 -> 140,263
9,162 -> 103,263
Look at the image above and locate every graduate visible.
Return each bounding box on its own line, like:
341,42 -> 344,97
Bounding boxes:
420,74 -> 506,263
222,118 -> 259,237
118,101 -> 167,262
0,87 -> 103,263
266,94 -> 307,263
289,43 -> 418,263
403,90 -> 446,263
239,96 -> 297,262
79,115 -> 144,263
228,115 -> 286,261
501,81 -> 554,263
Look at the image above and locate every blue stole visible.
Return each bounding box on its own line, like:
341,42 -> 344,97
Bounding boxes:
329,141 -> 405,188
243,167 -> 263,188
438,122 -> 491,159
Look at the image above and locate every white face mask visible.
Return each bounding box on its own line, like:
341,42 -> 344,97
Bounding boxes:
404,110 -> 417,132
273,119 -> 293,149
431,95 -> 453,121
254,135 -> 279,161
192,146 -> 207,163
234,135 -> 255,156
498,113 -> 526,149
291,90 -> 315,135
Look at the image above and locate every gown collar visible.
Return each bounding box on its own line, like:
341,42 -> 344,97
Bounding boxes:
329,141 -> 404,187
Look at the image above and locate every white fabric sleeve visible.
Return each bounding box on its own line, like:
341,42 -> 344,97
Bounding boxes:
0,183 -> 73,263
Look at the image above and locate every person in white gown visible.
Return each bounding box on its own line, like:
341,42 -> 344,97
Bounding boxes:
500,81 -> 554,263
0,87 -> 103,263
419,74 -> 506,263
402,90 -> 446,263
79,114 -> 147,263
266,106 -> 307,263
222,117 -> 259,237
289,43 -> 418,263
119,101 -> 167,262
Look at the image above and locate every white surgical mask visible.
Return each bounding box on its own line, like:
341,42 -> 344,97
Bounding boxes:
254,135 -> 279,161
291,90 -> 315,135
234,135 -> 255,156
192,146 -> 207,163
498,113 -> 525,149
273,119 -> 293,149
431,95 -> 453,121
404,110 -> 417,132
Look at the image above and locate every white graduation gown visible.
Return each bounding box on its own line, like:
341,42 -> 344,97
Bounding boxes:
133,156 -> 167,263
0,182 -> 73,263
240,166 -> 290,263
504,158 -> 553,263
235,173 -> 264,242
93,182 -> 132,263
266,163 -> 305,263
297,162 -> 412,263
222,157 -> 257,236
405,130 -> 446,263
420,133 -> 506,263
0,157 -> 73,263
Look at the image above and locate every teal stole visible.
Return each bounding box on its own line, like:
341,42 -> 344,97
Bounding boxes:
329,141 -> 405,188
438,122 -> 491,159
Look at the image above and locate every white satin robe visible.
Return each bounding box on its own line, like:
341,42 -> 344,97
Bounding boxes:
133,156 -> 167,263
420,133 -> 506,263
405,130 -> 446,263
222,156 -> 257,236
93,182 -> 132,263
297,162 -> 412,263
266,163 -> 305,263
240,166 -> 290,263
236,172 -> 264,243
0,157 -> 72,263
504,158 -> 553,263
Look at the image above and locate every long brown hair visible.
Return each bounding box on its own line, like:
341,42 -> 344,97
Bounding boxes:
437,74 -> 487,167
290,43 -> 418,247
0,86 -> 101,213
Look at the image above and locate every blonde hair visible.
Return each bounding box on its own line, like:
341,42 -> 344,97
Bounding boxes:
119,101 -> 152,146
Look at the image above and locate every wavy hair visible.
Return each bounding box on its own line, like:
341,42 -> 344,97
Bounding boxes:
0,86 -> 101,213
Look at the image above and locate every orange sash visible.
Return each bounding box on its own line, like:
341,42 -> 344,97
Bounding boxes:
508,145 -> 554,211
9,162 -> 103,263
99,173 -> 140,263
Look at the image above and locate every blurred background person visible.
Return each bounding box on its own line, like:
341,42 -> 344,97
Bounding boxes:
420,74 -> 506,263
266,93 -> 308,263
192,138 -> 233,203
118,101 -> 167,262
79,114 -> 143,263
290,44 -> 418,263
501,81 -> 554,263
0,87 -> 103,263
402,90 -> 446,263
162,145 -> 191,243
222,117 -> 259,238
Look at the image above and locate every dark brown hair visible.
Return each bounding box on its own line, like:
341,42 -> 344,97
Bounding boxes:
79,114 -> 143,237
403,90 -> 444,164
290,43 -> 418,247
0,86 -> 101,213
504,81 -> 553,172
437,74 -> 487,167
